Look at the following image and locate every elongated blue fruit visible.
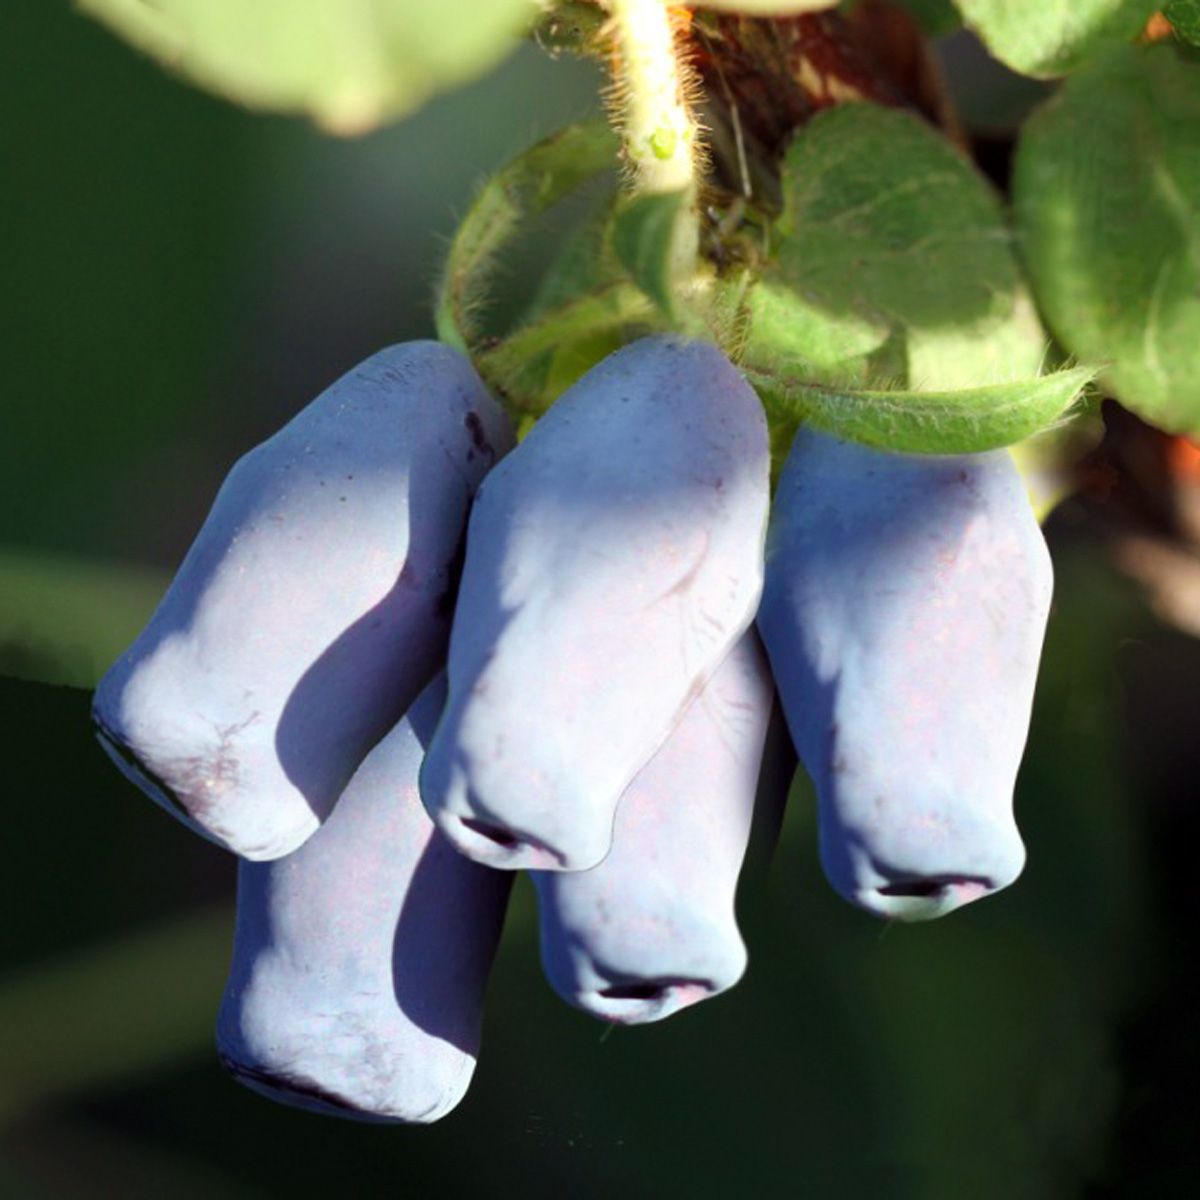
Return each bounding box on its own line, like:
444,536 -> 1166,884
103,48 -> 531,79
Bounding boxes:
758,429 -> 1052,921
92,343 -> 513,860
533,632 -> 776,1024
216,675 -> 512,1124
420,336 -> 771,871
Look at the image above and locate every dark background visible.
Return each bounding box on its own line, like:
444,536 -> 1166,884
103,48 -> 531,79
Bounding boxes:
2,3 -> 1197,1195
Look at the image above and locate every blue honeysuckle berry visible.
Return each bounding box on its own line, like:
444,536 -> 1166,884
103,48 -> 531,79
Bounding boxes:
419,335 -> 772,873
533,630 -> 776,1026
217,674 -> 512,1124
92,342 -> 513,860
758,428 -> 1053,922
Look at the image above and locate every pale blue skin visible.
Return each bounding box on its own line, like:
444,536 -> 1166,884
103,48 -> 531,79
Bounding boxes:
420,336 -> 771,872
758,429 -> 1052,921
533,633 -> 776,1024
217,675 -> 513,1124
92,342 -> 513,860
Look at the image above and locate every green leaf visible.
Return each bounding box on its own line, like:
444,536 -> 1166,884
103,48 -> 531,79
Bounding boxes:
744,278 -> 896,389
477,282 -> 658,415
610,189 -> 693,320
522,202 -> 620,323
952,0 -> 1159,78
1014,43 -> 1200,436
1166,1 -> 1200,45
77,0 -> 538,134
436,119 -> 620,356
745,365 -> 1096,455
743,103 -> 1047,399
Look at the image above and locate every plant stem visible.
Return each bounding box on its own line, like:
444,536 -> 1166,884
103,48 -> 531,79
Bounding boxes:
607,0 -> 697,193
606,0 -> 701,282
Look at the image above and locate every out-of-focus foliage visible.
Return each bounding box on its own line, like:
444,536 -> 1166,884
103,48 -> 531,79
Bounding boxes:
1167,0 -> 1200,43
0,550 -> 167,688
77,0 -> 539,133
952,0 -> 1160,77
0,903 -> 231,1124
1015,43 -> 1200,438
0,0 -> 601,568
891,0 -> 961,36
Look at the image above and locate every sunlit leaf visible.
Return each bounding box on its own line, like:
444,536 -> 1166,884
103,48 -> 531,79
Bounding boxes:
952,0 -> 1159,78
740,102 -> 1050,449
755,104 -> 1045,389
746,365 -> 1095,455
77,0 -> 538,134
1014,43 -> 1200,436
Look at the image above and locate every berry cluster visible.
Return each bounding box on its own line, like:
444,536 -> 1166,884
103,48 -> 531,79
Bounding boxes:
94,332 -> 1051,1122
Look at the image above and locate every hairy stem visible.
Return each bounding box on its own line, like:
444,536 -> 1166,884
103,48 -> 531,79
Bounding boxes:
605,0 -> 701,280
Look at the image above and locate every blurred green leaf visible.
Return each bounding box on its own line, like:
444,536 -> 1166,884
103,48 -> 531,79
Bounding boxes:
740,102 -> 1050,444
746,365 -> 1094,455
1167,0 -> 1200,44
77,0 -> 538,134
0,905 -> 231,1124
952,0 -> 1159,77
0,548 -> 167,688
1014,43 -> 1200,437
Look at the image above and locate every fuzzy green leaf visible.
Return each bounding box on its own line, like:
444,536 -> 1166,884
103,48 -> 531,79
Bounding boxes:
746,365 -> 1096,456
77,0 -> 537,133
1014,43 -> 1200,436
436,120 -> 620,355
952,0 -> 1159,78
743,103 -> 1047,411
478,283 -> 657,416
